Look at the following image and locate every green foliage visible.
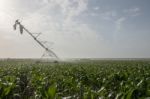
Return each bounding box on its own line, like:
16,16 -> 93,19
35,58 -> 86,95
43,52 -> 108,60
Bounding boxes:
0,59 -> 150,98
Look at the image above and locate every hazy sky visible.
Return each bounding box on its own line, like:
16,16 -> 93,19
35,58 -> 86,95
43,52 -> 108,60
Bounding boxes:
0,0 -> 150,58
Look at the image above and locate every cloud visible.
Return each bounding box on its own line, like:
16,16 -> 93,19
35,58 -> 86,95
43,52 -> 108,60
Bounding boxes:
0,0 -> 107,58
115,17 -> 126,32
108,17 -> 126,43
91,10 -> 118,21
114,7 -> 140,33
22,0 -> 90,37
93,6 -> 99,10
113,7 -> 140,36
124,7 -> 141,17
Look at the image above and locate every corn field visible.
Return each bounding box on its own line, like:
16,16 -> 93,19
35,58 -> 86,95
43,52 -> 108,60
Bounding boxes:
0,59 -> 150,99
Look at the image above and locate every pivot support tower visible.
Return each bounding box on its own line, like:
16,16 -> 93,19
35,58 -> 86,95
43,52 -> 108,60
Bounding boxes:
13,20 -> 59,59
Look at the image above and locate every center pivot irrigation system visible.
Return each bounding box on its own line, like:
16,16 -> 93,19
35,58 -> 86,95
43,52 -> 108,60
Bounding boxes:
13,20 -> 59,59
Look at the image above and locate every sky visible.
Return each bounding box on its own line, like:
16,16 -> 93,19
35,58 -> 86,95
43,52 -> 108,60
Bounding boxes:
0,0 -> 150,58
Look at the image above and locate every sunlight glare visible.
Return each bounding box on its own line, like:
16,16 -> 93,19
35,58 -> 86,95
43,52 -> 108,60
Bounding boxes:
0,0 -> 14,29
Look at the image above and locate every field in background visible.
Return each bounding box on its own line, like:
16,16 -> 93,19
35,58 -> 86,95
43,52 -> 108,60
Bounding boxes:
0,59 -> 150,98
